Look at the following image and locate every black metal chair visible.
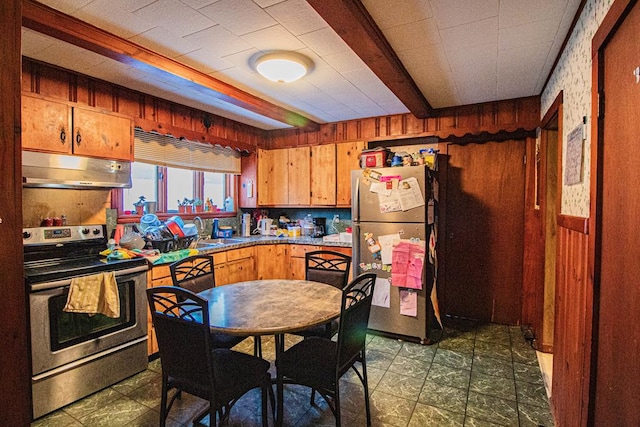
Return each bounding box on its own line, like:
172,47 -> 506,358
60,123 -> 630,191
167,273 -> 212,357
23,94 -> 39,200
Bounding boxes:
292,250 -> 352,339
277,272 -> 377,427
147,286 -> 272,427
170,255 -> 262,356
170,254 -> 218,294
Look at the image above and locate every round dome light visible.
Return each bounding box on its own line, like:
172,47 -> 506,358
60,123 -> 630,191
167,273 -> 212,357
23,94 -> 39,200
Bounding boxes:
255,52 -> 312,83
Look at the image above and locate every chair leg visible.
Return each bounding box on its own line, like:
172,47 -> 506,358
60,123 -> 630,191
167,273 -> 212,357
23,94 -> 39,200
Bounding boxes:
261,384 -> 268,427
361,352 -> 372,427
254,335 -> 263,358
334,383 -> 341,427
160,377 -> 169,427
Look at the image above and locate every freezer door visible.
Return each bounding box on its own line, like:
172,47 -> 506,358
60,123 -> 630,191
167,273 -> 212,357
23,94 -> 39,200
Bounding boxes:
351,165 -> 427,223
353,221 -> 432,342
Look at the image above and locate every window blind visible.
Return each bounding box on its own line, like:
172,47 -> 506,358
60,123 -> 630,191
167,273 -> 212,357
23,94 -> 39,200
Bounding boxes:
134,129 -> 241,174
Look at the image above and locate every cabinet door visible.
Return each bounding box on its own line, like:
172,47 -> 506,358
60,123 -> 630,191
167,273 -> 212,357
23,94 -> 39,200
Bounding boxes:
336,141 -> 365,206
73,106 -> 133,161
214,264 -> 229,286
288,146 -> 310,205
289,244 -> 320,280
256,245 -> 287,279
258,148 -> 288,206
311,144 -> 336,206
21,94 -> 72,154
226,257 -> 255,284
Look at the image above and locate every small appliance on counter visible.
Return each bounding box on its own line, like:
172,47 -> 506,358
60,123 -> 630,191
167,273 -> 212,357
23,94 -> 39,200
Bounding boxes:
241,213 -> 251,237
312,217 -> 326,237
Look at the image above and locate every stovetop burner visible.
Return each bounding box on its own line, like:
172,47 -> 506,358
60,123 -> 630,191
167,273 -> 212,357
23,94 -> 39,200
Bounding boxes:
23,224 -> 148,286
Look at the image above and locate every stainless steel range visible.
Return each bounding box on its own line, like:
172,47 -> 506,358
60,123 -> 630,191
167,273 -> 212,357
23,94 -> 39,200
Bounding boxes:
23,225 -> 149,419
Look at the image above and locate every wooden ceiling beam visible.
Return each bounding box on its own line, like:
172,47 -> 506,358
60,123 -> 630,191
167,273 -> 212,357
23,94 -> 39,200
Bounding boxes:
307,0 -> 433,119
21,0 -> 319,131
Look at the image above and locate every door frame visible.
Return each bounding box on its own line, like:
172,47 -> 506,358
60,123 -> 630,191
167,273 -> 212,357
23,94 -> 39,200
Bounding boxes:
589,0 -> 637,424
540,93 -> 563,352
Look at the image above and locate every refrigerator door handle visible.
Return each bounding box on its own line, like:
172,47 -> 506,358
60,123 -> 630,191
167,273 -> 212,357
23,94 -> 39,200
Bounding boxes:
353,177 -> 360,222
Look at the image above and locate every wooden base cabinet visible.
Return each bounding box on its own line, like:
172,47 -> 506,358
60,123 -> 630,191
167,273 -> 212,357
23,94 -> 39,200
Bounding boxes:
214,247 -> 255,286
147,264 -> 174,355
289,244 -> 320,280
256,244 -> 288,279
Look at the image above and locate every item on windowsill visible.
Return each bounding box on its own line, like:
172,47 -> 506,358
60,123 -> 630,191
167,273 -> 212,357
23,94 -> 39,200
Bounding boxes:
224,196 -> 235,212
193,198 -> 204,213
133,195 -> 146,215
178,198 -> 193,214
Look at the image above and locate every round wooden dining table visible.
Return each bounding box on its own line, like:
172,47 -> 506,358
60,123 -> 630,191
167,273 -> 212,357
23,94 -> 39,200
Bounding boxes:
197,279 -> 343,426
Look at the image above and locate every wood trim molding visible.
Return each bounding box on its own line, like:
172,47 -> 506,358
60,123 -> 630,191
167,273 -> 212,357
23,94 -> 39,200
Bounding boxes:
541,90 -> 563,129
557,214 -> 589,234
592,0 -> 635,53
21,0 -> 319,131
307,0 -> 433,118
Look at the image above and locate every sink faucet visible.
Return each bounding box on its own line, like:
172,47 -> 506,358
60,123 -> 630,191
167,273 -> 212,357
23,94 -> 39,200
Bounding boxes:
193,216 -> 205,237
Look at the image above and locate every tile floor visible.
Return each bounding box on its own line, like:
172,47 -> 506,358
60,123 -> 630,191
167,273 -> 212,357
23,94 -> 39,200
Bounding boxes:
32,321 -> 555,426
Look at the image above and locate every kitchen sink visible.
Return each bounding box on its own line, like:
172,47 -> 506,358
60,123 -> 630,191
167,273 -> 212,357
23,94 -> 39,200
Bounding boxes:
196,238 -> 247,247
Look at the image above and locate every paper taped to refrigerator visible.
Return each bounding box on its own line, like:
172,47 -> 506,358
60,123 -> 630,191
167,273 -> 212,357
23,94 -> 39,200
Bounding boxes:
372,277 -> 391,308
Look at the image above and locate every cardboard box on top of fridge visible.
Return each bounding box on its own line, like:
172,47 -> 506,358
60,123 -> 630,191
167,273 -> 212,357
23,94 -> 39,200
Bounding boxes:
359,147 -> 391,168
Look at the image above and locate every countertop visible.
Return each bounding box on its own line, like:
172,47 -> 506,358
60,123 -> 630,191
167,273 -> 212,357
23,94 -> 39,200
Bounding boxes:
195,234 -> 351,255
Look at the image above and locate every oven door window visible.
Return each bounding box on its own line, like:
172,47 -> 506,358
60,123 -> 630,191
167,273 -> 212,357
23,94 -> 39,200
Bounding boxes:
49,280 -> 136,351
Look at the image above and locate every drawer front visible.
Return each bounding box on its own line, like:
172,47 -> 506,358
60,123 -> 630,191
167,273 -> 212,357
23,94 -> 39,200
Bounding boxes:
289,244 -> 320,258
212,252 -> 227,265
226,246 -> 254,261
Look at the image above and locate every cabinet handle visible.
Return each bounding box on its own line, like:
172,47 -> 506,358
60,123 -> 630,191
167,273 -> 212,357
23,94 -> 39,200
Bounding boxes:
76,130 -> 82,146
60,128 -> 66,144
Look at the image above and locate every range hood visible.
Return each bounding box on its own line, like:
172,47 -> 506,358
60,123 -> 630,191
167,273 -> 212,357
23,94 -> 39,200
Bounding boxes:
22,151 -> 132,189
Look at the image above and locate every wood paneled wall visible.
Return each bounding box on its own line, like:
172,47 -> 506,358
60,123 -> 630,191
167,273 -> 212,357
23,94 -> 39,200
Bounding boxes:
21,58 -> 265,152
552,216 -> 591,427
1,0 -> 31,424
22,58 -> 540,154
266,96 -> 540,148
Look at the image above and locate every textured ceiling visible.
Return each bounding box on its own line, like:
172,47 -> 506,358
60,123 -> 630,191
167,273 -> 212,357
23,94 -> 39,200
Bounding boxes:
22,0 -> 581,130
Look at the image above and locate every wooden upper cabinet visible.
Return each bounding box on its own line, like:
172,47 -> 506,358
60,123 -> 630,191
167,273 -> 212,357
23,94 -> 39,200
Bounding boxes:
21,93 -> 133,161
22,93 -> 72,154
336,141 -> 365,207
256,142 -> 360,207
257,148 -> 288,206
73,105 -> 133,161
288,146 -> 310,205
310,144 -> 336,206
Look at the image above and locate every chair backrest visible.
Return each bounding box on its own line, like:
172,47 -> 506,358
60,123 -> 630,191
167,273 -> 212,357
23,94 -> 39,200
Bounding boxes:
170,255 -> 215,294
335,273 -> 376,372
305,250 -> 352,289
147,286 -> 214,395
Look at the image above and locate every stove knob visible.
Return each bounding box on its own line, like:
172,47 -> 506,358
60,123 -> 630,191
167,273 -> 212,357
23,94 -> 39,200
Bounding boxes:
81,228 -> 90,235
23,231 -> 32,240
92,228 -> 101,235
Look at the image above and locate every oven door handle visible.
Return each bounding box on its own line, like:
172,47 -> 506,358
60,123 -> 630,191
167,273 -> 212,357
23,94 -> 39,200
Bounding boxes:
29,265 -> 148,292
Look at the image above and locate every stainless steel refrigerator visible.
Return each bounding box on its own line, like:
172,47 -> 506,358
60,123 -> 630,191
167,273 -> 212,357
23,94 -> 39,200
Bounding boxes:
352,165 -> 441,344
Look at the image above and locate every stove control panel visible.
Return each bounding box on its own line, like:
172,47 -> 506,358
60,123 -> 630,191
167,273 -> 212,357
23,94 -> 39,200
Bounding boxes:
23,225 -> 106,245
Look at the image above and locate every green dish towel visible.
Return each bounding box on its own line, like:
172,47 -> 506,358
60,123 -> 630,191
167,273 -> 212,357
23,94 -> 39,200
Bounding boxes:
151,249 -> 198,265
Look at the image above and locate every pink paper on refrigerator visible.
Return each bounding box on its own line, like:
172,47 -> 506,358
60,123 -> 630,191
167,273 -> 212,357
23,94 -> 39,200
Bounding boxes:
391,239 -> 425,290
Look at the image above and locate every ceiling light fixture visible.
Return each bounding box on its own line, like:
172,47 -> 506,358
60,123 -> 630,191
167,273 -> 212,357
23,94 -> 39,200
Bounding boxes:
255,51 -> 313,83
